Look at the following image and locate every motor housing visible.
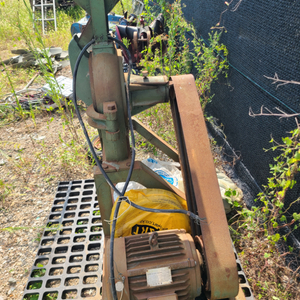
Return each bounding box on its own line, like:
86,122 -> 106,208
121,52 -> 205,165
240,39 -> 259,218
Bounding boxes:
103,229 -> 203,300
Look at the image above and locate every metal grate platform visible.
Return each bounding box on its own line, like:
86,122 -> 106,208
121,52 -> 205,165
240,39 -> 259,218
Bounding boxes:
23,179 -> 254,300
23,179 -> 104,300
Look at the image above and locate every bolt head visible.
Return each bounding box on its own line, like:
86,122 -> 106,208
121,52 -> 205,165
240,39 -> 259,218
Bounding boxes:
107,104 -> 116,111
142,70 -> 148,78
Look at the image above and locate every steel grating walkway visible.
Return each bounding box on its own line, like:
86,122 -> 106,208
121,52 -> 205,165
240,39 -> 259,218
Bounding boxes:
23,179 -> 254,300
23,179 -> 104,300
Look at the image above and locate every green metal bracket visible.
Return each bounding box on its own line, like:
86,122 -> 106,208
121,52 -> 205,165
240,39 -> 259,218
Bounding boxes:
90,0 -> 108,42
132,117 -> 179,162
75,0 -> 119,17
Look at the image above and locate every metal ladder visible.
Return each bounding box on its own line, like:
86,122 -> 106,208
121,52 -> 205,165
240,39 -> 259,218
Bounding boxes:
32,0 -> 57,35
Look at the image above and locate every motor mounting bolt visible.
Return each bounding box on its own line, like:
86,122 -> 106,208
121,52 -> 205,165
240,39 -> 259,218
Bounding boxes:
142,70 -> 148,78
107,104 -> 116,111
149,231 -> 158,248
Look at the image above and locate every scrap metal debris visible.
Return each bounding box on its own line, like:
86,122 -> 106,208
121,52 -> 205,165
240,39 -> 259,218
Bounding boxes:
0,75 -> 73,112
2,47 -> 69,71
42,76 -> 73,99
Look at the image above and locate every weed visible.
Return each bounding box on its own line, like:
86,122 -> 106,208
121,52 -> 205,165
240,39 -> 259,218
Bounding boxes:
0,179 -> 13,204
28,281 -> 42,290
112,0 -> 132,16
44,292 -> 58,300
192,29 -> 229,111
137,0 -> 228,148
34,232 -> 42,243
24,294 -> 39,300
91,226 -> 101,232
228,128 -> 300,299
90,235 -> 101,241
140,0 -> 191,77
122,37 -> 131,48
32,268 -> 46,278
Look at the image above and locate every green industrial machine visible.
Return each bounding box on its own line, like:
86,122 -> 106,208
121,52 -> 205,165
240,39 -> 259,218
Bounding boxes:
68,0 -> 245,299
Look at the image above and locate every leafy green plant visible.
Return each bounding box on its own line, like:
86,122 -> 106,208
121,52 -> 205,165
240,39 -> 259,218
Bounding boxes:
32,268 -> 46,278
224,188 -> 241,208
28,281 -> 42,290
122,37 -> 131,48
192,29 -> 229,111
91,226 -> 101,232
112,0 -> 132,16
140,0 -> 191,77
254,127 -> 300,239
44,292 -> 58,300
228,127 -> 300,299
24,294 -> 39,300
137,0 -> 228,150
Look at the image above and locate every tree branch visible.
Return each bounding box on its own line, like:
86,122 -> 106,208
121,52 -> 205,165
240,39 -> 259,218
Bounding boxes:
264,73 -> 300,89
249,106 -> 300,119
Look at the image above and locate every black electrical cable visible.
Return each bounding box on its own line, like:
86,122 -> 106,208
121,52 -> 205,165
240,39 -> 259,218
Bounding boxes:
72,36 -> 134,300
122,197 -> 205,224
107,36 -> 135,300
72,36 -> 206,300
72,39 -> 123,197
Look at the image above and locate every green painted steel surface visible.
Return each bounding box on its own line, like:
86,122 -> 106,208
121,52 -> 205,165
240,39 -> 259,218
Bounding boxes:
69,38 -> 93,107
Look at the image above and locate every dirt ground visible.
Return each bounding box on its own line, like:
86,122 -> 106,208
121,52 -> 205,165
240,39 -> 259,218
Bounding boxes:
0,115 -> 84,299
0,116 -> 163,299
0,65 -> 87,299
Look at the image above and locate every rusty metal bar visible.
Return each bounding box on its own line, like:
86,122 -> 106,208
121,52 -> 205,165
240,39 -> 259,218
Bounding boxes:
170,74 -> 239,299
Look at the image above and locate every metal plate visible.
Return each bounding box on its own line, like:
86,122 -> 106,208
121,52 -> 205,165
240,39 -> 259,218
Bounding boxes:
22,179 -> 104,300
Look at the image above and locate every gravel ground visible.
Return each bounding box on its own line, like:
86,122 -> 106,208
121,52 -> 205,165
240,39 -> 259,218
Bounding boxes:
0,113 -> 88,299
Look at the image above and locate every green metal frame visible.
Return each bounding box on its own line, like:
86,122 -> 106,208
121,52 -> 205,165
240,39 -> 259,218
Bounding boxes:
70,0 -> 175,236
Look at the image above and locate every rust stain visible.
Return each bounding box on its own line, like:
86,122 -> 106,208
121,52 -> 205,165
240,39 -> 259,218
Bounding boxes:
225,267 -> 231,278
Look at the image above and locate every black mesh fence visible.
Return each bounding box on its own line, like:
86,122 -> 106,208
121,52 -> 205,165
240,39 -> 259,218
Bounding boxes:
181,0 -> 300,243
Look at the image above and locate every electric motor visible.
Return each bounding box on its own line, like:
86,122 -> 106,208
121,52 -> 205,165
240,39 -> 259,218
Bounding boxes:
103,229 -> 203,300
